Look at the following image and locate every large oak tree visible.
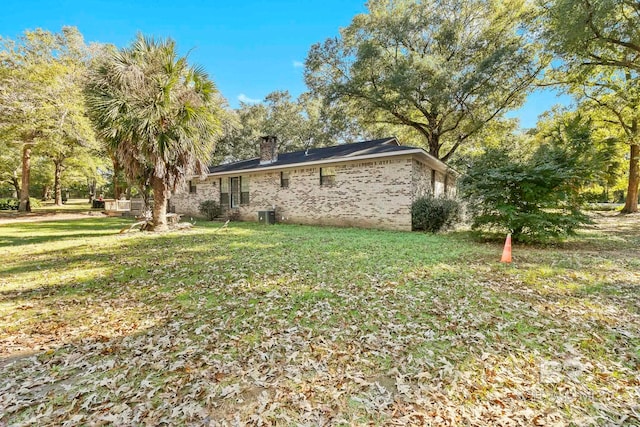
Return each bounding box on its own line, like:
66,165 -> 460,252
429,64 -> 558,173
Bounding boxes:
543,0 -> 640,213
0,27 -> 97,209
305,0 -> 545,161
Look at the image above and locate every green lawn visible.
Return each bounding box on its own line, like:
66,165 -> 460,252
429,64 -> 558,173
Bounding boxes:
35,198 -> 97,212
0,199 -> 100,217
1,214 -> 639,425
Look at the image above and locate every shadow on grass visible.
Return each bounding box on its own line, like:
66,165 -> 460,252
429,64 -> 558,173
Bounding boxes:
1,219 -> 475,320
0,217 -> 133,248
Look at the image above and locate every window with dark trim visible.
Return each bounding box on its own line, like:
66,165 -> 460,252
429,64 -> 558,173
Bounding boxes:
189,180 -> 197,194
231,177 -> 240,208
280,171 -> 289,188
431,170 -> 436,193
240,176 -> 250,205
320,167 -> 336,186
220,178 -> 229,208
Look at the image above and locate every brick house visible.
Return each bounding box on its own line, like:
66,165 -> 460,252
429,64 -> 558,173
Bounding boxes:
171,136 -> 457,231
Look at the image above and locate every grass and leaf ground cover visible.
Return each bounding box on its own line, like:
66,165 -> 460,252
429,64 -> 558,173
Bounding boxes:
34,198 -> 96,213
0,213 -> 638,425
0,199 -> 95,215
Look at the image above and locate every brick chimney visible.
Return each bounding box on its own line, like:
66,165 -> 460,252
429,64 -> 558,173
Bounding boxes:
259,136 -> 278,165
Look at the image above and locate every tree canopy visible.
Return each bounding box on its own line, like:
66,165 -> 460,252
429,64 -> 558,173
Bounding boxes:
305,0 -> 545,161
213,91 -> 368,164
542,0 -> 640,212
0,27 -> 99,209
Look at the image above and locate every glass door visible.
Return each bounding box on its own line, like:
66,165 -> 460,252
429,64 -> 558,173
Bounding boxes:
230,177 -> 240,208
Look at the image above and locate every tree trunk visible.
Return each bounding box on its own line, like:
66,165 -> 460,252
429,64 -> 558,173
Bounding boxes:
150,176 -> 168,231
18,145 -> 31,212
54,160 -> 63,206
621,142 -> 639,213
137,184 -> 151,216
111,156 -> 121,199
11,173 -> 20,199
42,185 -> 51,201
88,178 -> 96,203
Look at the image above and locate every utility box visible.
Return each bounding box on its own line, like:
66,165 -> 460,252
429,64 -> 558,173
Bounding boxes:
258,210 -> 276,225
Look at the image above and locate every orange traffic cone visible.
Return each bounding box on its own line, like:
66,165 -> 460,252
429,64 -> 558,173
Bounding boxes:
500,233 -> 512,263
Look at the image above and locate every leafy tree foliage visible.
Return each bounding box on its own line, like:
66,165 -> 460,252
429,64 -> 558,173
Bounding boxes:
0,27 -> 99,208
1,29 -> 59,210
213,91 -> 366,164
28,155 -> 54,200
543,0 -> 640,72
0,139 -> 21,197
86,34 -> 224,230
42,32 -> 100,205
305,0 -> 544,161
214,91 -> 304,163
460,115 -> 604,242
542,0 -> 640,212
534,106 -> 625,202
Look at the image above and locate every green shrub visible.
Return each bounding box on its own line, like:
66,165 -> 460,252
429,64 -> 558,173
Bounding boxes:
459,115 -> 611,243
412,195 -> 461,232
460,150 -> 595,243
0,198 -> 19,210
198,200 -> 222,221
0,198 -> 42,210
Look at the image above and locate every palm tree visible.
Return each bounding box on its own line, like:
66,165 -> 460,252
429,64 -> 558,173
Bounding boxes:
86,34 -> 221,230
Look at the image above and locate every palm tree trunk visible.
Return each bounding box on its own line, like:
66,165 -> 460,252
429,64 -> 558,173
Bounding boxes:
151,176 -> 168,231
622,142 -> 639,214
18,145 -> 32,212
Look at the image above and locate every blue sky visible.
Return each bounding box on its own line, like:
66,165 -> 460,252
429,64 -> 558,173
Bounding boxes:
1,0 -> 571,129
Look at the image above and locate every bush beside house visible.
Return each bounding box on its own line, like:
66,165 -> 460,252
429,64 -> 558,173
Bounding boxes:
411,195 -> 461,232
198,200 -> 223,221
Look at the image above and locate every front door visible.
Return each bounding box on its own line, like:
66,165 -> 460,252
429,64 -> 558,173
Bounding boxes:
230,177 -> 240,208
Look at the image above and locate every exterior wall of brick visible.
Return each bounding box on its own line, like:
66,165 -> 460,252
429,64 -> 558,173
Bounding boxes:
170,177 -> 220,217
240,156 -> 414,230
172,153 -> 456,231
445,173 -> 457,198
173,155 -> 416,230
434,170 -> 446,196
411,159 -> 433,201
411,159 -> 457,200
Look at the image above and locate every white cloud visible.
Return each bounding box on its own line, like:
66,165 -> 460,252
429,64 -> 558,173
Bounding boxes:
237,94 -> 261,104
292,60 -> 304,68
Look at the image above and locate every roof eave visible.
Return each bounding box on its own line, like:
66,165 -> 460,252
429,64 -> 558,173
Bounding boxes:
414,150 -> 460,176
203,147 -> 455,178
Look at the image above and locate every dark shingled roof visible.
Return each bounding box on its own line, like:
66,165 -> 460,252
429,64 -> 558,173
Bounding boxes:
209,137 -> 419,174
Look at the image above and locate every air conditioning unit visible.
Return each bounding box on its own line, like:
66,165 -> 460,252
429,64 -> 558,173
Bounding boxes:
258,210 -> 276,225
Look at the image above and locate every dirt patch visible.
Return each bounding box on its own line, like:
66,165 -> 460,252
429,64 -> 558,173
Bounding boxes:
586,210 -> 640,234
